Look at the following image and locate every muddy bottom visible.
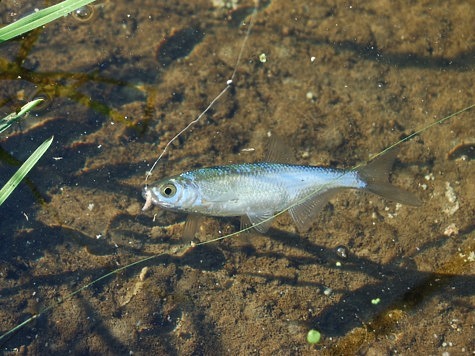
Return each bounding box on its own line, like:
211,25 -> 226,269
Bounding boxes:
0,0 -> 474,354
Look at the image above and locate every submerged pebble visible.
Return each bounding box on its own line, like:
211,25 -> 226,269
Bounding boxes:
336,245 -> 349,259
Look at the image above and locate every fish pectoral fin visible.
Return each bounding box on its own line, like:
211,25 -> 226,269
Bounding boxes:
183,214 -> 202,241
289,189 -> 339,232
245,211 -> 275,233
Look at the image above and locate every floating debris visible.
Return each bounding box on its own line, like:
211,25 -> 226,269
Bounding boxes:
306,329 -> 321,344
443,182 -> 459,216
71,5 -> 95,22
120,267 -> 149,306
447,141 -> 475,160
371,297 -> 381,305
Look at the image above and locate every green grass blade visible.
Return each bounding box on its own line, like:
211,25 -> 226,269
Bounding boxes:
0,136 -> 54,206
0,0 -> 96,43
0,99 -> 44,134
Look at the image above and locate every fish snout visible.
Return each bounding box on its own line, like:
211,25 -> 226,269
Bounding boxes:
142,185 -> 154,211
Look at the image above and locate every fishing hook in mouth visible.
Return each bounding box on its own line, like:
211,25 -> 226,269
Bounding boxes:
142,185 -> 153,211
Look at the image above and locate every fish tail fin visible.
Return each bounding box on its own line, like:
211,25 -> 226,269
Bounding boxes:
357,148 -> 421,206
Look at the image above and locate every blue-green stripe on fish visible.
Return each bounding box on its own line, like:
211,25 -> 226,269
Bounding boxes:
142,149 -> 421,238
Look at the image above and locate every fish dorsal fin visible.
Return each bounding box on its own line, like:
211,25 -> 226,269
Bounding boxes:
183,214 -> 201,241
289,189 -> 341,232
265,135 -> 297,164
246,211 -> 275,233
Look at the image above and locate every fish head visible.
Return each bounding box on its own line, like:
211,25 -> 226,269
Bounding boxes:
142,176 -> 199,212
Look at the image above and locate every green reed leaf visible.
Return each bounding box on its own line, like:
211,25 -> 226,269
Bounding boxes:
0,99 -> 44,134
0,136 -> 53,206
0,0 -> 96,42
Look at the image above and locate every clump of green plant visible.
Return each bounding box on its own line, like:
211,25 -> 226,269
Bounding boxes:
0,99 -> 52,205
0,141 -> 53,204
0,0 -> 97,206
0,0 -> 96,43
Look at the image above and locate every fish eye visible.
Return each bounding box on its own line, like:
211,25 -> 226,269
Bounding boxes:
160,183 -> 177,197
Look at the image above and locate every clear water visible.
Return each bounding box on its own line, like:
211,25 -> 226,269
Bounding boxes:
0,0 -> 473,353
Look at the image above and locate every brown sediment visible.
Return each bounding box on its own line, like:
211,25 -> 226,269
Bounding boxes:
0,0 -> 473,354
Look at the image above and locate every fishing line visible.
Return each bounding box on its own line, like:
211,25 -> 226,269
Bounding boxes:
2,101 -> 472,344
1,1 -> 261,344
183,103 -> 475,247
144,2 -> 258,182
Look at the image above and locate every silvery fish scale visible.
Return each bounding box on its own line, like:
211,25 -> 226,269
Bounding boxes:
179,163 -> 363,217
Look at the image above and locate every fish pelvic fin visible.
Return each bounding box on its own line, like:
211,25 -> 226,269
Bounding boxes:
183,214 -> 202,241
358,148 -> 421,206
245,211 -> 275,233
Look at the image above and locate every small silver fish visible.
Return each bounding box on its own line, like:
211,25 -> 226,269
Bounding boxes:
142,148 -> 420,238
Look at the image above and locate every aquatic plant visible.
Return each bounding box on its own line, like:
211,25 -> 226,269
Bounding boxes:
0,0 -> 97,206
0,100 -> 52,206
0,0 -> 96,43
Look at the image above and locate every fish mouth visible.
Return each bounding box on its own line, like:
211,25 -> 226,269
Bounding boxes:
141,186 -> 154,211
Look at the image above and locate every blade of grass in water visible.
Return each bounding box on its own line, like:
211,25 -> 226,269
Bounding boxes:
0,136 -> 53,206
0,0 -> 96,43
0,99 -> 44,134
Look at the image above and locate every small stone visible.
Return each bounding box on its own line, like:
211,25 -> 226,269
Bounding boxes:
336,245 -> 349,259
443,223 -> 459,237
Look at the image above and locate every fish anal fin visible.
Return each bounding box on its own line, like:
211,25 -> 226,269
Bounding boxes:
289,189 -> 339,231
183,214 -> 201,241
246,211 -> 274,233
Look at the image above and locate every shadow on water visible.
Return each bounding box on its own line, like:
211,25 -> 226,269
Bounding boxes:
255,227 -> 475,337
1,215 -> 473,352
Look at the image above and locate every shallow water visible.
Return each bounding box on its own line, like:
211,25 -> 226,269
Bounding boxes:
0,0 -> 474,354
